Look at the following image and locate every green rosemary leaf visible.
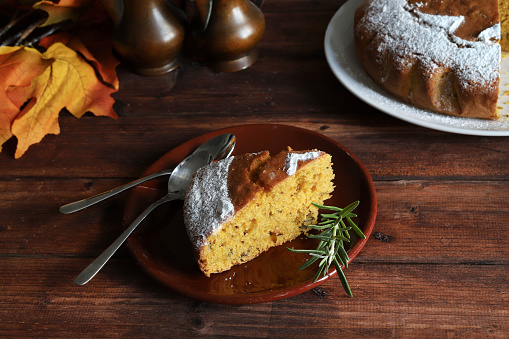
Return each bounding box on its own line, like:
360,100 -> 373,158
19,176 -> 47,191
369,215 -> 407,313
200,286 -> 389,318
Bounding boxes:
338,244 -> 349,268
312,265 -> 324,283
323,263 -> 331,279
311,202 -> 344,211
339,201 -> 359,217
335,251 -> 346,267
318,219 -> 335,225
306,234 -> 330,241
320,213 -> 340,219
333,235 -> 350,242
315,240 -> 327,252
339,219 -> 350,239
309,223 -> 335,230
332,242 -> 344,264
286,247 -> 326,255
298,255 -> 320,271
308,233 -> 349,242
333,257 -> 353,297
318,256 -> 328,268
347,217 -> 366,239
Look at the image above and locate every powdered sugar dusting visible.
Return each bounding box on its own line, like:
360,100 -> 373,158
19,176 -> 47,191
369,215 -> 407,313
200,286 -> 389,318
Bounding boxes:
184,156 -> 234,251
285,151 -> 322,175
416,12 -> 464,34
479,23 -> 501,43
357,0 -> 500,87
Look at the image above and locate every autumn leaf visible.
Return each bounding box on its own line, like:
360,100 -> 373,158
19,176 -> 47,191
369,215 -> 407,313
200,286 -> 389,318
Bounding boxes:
0,45 -> 53,152
7,42 -> 117,158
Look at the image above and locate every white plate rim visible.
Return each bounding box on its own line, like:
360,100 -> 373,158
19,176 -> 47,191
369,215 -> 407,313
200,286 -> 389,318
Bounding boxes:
324,0 -> 509,136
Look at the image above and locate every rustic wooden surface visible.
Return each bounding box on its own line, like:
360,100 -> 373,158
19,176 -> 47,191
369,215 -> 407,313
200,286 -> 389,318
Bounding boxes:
2,0 -> 509,337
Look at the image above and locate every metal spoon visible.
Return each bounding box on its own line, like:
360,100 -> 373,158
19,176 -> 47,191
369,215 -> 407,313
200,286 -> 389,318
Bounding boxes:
60,134 -> 236,214
74,134 -> 236,285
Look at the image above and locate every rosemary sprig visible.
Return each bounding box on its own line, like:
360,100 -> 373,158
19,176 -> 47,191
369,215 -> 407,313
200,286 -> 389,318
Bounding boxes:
287,201 -> 365,297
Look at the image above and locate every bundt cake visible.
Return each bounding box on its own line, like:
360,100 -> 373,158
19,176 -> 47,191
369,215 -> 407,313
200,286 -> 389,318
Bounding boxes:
183,149 -> 335,277
354,0 -> 508,120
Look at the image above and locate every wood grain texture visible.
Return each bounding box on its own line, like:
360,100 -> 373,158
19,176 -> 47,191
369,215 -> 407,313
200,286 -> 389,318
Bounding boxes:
1,0 -> 509,337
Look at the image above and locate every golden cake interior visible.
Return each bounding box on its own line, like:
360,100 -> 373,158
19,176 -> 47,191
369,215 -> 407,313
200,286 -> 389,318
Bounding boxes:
198,153 -> 335,277
501,0 -> 509,51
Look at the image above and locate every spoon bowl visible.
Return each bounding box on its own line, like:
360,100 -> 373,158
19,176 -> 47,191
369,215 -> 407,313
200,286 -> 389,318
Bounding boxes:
74,134 -> 236,285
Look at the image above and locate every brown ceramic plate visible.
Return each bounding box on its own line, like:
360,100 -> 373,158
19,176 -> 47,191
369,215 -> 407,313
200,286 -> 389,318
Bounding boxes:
124,124 -> 377,304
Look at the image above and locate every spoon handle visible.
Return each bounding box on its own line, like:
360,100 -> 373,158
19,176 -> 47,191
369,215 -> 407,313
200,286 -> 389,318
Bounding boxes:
74,193 -> 182,285
59,169 -> 174,214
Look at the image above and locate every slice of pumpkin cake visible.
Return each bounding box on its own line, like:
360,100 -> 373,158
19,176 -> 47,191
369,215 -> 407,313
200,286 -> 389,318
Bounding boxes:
183,148 -> 335,276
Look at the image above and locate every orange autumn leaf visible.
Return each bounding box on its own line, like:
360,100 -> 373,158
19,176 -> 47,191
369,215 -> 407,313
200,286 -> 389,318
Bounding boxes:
0,45 -> 54,152
7,42 -> 117,158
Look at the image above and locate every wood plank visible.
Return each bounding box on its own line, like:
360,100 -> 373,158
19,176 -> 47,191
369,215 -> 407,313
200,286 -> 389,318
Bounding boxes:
1,180 -> 508,262
1,112 -> 509,180
1,258 -> 507,337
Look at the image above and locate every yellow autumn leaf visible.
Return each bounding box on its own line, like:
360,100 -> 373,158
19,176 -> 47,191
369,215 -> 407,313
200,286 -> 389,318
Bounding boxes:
8,42 -> 117,158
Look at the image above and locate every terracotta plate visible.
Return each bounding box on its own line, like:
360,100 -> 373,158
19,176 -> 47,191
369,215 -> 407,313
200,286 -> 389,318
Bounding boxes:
124,124 -> 377,304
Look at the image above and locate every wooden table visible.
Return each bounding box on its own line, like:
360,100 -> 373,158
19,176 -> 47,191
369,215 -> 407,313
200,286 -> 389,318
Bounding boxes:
2,0 -> 509,337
